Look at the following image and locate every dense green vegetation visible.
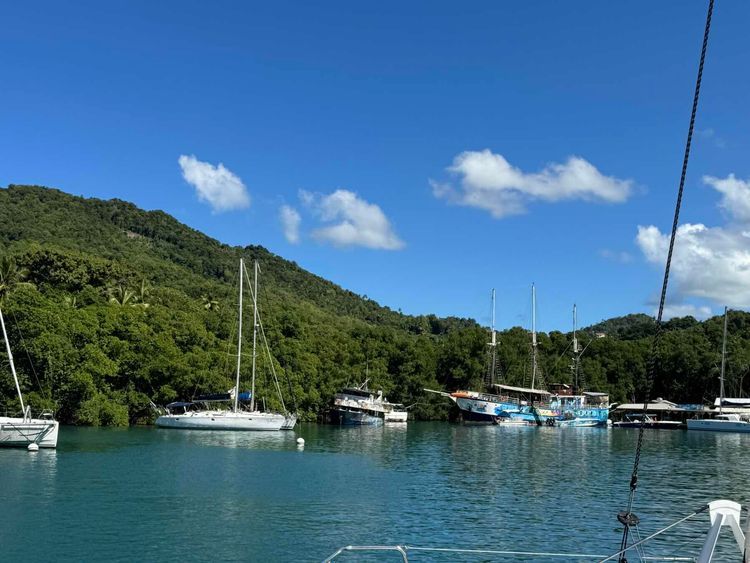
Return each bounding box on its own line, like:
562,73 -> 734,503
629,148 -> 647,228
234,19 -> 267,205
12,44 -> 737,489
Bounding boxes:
1,185 -> 749,426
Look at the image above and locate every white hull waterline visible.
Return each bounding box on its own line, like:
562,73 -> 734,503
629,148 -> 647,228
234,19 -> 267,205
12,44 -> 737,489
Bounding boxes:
686,417 -> 750,433
0,416 -> 59,448
156,410 -> 295,431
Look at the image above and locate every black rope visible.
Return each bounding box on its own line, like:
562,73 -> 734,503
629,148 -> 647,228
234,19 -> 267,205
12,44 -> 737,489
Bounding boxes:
617,1 -> 715,560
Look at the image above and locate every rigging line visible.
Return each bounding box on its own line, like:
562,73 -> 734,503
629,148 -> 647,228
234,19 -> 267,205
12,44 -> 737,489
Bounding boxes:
9,308 -> 50,402
605,505 -> 709,563
618,0 -> 714,559
632,524 -> 647,563
257,319 -> 286,412
243,265 -> 287,412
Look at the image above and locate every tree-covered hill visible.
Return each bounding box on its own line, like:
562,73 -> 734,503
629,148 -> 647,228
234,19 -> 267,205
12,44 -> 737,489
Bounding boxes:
1,184 -> 749,425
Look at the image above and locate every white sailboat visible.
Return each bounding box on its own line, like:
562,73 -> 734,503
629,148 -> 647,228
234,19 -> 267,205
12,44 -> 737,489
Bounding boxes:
155,259 -> 297,431
0,307 -> 59,448
687,307 -> 750,433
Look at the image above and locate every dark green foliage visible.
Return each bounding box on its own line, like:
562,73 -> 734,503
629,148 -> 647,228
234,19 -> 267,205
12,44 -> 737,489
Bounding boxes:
1,184 -> 749,426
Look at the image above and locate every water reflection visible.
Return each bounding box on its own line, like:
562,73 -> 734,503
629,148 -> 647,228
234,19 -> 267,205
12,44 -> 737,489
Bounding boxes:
165,428 -> 296,450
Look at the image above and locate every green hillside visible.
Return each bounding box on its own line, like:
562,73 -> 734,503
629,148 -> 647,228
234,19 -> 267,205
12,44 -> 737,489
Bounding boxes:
1,185 -> 749,425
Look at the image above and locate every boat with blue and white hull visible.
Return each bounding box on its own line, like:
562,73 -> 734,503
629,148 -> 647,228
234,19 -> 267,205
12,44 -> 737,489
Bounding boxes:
547,306 -> 610,427
427,287 -> 559,425
330,382 -> 407,426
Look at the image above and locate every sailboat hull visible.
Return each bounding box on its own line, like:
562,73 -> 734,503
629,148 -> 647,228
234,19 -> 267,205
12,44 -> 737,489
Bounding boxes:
0,417 -> 59,448
155,410 -> 286,431
330,408 -> 383,426
454,395 -> 521,423
686,419 -> 750,432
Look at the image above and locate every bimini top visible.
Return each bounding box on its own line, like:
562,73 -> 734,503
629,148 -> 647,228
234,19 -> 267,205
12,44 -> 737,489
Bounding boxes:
491,384 -> 551,396
194,393 -> 232,402
193,392 -> 253,403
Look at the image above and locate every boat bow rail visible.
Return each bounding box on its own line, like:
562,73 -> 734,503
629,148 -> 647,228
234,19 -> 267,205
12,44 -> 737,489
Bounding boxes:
322,499 -> 750,562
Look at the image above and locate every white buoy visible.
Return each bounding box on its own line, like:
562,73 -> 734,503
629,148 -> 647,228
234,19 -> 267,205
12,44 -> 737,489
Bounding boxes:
296,437 -> 305,446
27,443 -> 39,452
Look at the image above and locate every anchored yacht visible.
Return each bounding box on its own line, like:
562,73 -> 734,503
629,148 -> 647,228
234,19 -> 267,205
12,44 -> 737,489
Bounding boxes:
0,307 -> 59,448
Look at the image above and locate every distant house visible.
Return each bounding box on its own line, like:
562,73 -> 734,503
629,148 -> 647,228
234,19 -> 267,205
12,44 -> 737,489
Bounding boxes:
595,332 -> 606,338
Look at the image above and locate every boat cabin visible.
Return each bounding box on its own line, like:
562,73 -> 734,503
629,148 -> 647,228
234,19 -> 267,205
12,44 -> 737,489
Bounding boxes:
611,398 -> 694,425
715,413 -> 747,422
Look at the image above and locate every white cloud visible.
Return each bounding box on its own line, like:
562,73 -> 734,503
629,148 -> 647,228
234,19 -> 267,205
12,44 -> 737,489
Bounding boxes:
178,155 -> 250,213
660,303 -> 713,320
636,174 -> 750,308
431,149 -> 633,218
704,174 -> 750,223
300,189 -> 404,250
279,205 -> 301,244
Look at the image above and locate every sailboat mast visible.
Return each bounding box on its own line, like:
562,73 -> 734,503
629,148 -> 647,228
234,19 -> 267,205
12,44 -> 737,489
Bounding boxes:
0,308 -> 25,415
531,283 -> 537,390
488,288 -> 497,386
573,303 -> 579,391
233,259 -> 244,413
719,306 -> 728,415
250,260 -> 259,412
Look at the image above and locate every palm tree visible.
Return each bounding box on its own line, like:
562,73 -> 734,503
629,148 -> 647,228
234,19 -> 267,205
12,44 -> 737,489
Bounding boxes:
108,284 -> 136,306
0,255 -> 32,303
135,279 -> 151,308
201,294 -> 219,311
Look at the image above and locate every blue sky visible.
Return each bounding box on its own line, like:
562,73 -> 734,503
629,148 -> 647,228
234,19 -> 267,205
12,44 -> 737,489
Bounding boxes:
2,1 -> 749,331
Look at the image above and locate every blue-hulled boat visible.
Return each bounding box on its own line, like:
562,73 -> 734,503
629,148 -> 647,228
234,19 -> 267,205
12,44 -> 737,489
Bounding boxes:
330,382 -> 407,426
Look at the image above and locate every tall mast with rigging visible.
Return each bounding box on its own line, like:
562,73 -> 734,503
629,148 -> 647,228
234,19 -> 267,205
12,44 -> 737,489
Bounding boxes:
531,283 -> 538,391
573,303 -> 579,392
719,306 -> 728,415
233,258 -> 244,413
250,260 -> 259,412
486,289 -> 497,387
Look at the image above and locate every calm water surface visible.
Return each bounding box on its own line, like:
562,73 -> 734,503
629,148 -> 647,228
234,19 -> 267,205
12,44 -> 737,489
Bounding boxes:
1,423 -> 747,562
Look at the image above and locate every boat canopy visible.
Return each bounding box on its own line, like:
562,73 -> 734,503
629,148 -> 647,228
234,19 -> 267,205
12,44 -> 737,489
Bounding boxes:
614,400 -> 681,412
193,391 -> 252,402
194,393 -> 232,402
715,397 -> 750,407
492,384 -> 551,396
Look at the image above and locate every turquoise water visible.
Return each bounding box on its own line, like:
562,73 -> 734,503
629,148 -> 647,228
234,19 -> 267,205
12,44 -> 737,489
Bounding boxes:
1,423 -> 747,562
